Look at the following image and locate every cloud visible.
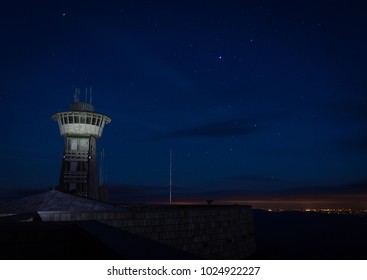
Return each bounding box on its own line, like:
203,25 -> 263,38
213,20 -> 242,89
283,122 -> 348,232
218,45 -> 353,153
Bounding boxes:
323,100 -> 367,123
0,187 -> 47,201
148,119 -> 259,140
225,175 -> 288,185
107,184 -> 175,203
230,180 -> 367,201
173,180 -> 367,208
282,181 -> 367,197
336,134 -> 367,153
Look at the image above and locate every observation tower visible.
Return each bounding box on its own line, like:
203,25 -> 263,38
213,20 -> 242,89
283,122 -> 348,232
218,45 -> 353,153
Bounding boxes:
52,89 -> 111,200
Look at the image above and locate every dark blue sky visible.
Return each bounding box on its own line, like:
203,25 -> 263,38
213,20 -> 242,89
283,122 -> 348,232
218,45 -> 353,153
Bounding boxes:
1,1 -> 366,208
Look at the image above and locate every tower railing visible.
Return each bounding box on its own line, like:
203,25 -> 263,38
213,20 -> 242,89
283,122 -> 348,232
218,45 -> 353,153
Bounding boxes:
63,171 -> 88,183
63,151 -> 89,162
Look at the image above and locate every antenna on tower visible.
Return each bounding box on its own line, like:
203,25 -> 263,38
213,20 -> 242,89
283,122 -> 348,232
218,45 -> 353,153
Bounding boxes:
169,147 -> 172,205
85,88 -> 88,103
74,88 -> 80,102
89,86 -> 93,103
100,148 -> 105,186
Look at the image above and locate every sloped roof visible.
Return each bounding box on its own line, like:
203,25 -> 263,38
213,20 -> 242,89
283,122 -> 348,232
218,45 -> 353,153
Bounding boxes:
0,191 -> 125,214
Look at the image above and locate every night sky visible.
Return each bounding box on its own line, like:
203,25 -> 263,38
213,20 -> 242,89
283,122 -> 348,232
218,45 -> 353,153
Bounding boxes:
1,1 -> 366,208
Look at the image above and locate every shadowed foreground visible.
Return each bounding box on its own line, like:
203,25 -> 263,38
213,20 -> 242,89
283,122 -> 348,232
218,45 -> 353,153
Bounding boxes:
0,191 -> 256,259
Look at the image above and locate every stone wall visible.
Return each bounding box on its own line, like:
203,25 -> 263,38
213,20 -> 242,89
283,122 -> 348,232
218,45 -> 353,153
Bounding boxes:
39,205 -> 256,259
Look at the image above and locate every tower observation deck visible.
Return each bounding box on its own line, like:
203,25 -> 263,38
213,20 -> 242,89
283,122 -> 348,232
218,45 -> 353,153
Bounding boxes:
52,90 -> 111,200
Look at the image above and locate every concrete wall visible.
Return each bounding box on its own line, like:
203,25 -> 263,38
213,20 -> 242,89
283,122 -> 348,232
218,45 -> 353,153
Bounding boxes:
39,205 -> 256,259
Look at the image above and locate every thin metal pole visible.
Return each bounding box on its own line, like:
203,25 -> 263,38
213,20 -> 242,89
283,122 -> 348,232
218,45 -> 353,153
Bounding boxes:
100,150 -> 102,186
169,148 -> 172,205
100,148 -> 104,186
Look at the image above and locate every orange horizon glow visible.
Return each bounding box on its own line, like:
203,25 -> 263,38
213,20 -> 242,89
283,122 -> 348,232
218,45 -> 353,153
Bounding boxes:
147,197 -> 367,210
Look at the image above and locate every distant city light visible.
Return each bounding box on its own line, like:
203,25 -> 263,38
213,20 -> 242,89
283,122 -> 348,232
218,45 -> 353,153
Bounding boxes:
259,208 -> 367,216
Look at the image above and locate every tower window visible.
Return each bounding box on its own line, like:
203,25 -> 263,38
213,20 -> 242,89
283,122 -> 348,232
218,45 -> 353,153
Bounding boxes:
92,117 -> 96,125
68,116 -> 73,123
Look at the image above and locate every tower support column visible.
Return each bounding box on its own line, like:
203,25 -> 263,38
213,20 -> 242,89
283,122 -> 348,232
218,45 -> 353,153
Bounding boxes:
87,136 -> 99,200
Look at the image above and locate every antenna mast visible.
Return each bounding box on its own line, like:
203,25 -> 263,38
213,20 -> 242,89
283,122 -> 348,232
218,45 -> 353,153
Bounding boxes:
100,148 -> 105,186
90,86 -> 93,103
74,88 -> 80,102
169,148 -> 172,205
